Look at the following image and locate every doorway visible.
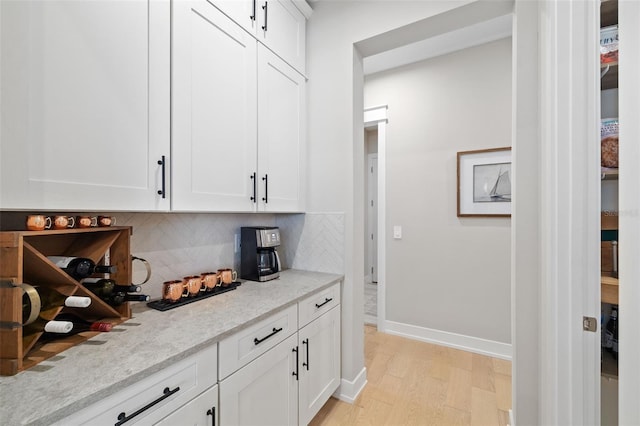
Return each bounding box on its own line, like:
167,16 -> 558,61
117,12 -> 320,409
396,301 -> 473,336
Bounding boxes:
364,128 -> 378,325
364,106 -> 387,330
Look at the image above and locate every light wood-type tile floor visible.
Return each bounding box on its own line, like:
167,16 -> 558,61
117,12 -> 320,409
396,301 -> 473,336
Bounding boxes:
310,325 -> 512,426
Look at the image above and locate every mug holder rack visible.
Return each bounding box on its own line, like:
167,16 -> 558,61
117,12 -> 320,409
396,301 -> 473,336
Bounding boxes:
147,282 -> 241,312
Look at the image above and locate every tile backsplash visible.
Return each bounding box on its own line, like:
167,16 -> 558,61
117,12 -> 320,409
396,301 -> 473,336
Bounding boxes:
0,211 -> 344,300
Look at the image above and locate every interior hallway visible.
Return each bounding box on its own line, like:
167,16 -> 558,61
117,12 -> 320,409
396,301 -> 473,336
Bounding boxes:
310,325 -> 512,425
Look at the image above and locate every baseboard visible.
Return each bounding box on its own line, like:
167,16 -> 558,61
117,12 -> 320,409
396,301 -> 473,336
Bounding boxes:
383,320 -> 512,360
333,367 -> 367,404
363,314 -> 377,325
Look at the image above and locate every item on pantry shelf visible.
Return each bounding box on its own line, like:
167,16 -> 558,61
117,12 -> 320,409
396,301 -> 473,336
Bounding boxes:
162,280 -> 187,303
218,268 -> 238,286
76,216 -> 97,228
183,275 -> 202,297
47,256 -> 117,280
97,216 -> 116,227
52,215 -> 75,230
22,283 -> 91,325
22,318 -> 73,337
601,118 -> 619,168
54,313 -> 113,333
600,25 -> 618,64
200,271 -> 221,291
25,215 -> 51,231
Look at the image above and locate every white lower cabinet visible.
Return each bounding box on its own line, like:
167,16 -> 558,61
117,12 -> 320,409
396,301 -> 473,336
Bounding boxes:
298,306 -> 341,426
154,385 -> 218,426
55,344 -> 218,426
219,284 -> 341,425
219,333 -> 299,425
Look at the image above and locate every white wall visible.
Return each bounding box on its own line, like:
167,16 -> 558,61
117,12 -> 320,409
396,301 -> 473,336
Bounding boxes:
364,38 -> 512,345
305,0 -> 514,393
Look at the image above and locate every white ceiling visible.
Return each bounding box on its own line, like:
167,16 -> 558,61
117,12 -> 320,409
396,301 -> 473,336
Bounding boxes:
362,13 -> 513,76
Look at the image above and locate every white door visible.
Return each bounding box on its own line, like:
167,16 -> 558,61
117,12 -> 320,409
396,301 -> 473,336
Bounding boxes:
219,333 -> 298,426
172,0 -> 257,212
0,0 -> 170,211
367,155 -> 378,283
154,385 -> 218,426
298,306 -> 341,426
257,45 -> 305,212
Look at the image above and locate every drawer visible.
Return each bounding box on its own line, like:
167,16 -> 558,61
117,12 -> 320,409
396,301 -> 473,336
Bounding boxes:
54,344 -> 217,426
298,282 -> 341,328
218,304 -> 297,380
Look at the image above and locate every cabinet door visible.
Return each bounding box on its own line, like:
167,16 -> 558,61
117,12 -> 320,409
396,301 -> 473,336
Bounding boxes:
172,0 -> 257,212
298,306 -> 341,426
257,0 -> 306,73
154,385 -> 218,426
257,46 -> 306,212
0,0 -> 170,211
210,0 -> 259,36
219,333 -> 298,426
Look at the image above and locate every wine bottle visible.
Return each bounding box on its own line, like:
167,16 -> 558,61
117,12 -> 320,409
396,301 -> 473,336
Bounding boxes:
47,256 -> 117,280
23,318 -> 73,336
82,278 -> 141,294
122,294 -> 150,302
55,313 -> 113,333
22,284 -> 91,325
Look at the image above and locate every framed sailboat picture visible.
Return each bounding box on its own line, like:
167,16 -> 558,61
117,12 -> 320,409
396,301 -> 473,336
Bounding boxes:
457,147 -> 512,217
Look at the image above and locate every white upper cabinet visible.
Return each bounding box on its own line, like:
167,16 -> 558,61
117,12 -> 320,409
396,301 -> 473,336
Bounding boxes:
171,0 -> 258,212
257,46 -> 306,212
172,2 -> 305,213
211,0 -> 308,74
0,0 -> 170,211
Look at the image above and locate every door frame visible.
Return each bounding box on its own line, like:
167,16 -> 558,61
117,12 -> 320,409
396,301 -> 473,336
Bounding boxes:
364,105 -> 387,331
618,1 -> 640,422
535,0 -> 601,423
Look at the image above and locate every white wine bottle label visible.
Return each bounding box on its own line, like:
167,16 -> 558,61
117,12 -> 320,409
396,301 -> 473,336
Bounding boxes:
64,296 -> 92,308
47,256 -> 74,268
44,320 -> 73,334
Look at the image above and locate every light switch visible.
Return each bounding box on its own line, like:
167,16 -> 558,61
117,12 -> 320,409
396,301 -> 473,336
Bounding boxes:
393,225 -> 402,239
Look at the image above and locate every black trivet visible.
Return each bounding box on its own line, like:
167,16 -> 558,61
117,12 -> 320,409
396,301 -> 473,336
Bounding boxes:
147,282 -> 241,312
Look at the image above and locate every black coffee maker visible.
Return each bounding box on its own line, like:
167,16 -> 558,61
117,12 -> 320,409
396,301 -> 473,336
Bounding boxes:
240,227 -> 281,282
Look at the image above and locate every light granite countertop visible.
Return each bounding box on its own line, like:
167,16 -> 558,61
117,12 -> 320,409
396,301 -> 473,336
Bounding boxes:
0,269 -> 343,426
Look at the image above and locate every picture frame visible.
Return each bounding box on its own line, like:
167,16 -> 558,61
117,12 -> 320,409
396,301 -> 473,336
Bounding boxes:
457,147 -> 512,217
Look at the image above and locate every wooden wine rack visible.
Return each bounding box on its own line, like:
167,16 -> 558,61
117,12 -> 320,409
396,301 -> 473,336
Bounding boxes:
0,226 -> 133,376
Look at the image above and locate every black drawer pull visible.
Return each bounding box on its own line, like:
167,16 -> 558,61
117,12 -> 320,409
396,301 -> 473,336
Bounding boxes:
315,297 -> 333,309
254,327 -> 283,345
115,386 -> 180,426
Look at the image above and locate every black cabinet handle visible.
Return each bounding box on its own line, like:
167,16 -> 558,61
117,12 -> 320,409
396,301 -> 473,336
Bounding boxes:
315,297 -> 333,309
206,407 -> 216,426
262,174 -> 268,203
115,386 -> 180,426
292,346 -> 299,380
250,172 -> 257,203
254,326 -> 282,345
261,2 -> 268,31
157,156 -> 166,199
250,0 -> 256,21
302,338 -> 309,370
